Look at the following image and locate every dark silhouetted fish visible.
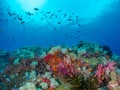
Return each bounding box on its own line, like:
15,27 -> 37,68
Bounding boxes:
46,12 -> 51,14
49,14 -> 54,18
61,20 -> 82,29
76,16 -> 79,21
67,18 -> 73,22
58,9 -> 62,12
53,27 -> 57,30
17,15 -> 23,21
34,8 -> 39,11
78,24 -> 82,27
8,12 -> 16,16
25,12 -> 34,16
57,22 -> 61,24
8,12 -> 12,16
21,21 -> 25,24
64,14 -> 67,17
12,13 -> 16,15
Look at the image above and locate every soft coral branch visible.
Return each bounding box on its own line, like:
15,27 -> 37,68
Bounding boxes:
95,61 -> 116,84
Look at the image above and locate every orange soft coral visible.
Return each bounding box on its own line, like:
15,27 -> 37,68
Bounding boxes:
44,51 -> 64,72
48,87 -> 55,90
44,50 -> 90,77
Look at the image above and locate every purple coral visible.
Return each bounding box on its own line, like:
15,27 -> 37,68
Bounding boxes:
105,61 -> 116,71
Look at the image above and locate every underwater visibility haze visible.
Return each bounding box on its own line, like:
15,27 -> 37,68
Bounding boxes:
0,0 -> 120,54
0,0 -> 120,90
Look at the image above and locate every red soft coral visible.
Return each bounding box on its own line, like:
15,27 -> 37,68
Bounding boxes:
44,54 -> 53,63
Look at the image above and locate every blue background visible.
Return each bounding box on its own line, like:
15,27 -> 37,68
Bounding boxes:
0,0 -> 120,55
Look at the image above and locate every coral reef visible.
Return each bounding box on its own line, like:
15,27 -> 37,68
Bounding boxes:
0,41 -> 120,90
68,75 -> 98,90
19,82 -> 36,90
0,49 -> 10,73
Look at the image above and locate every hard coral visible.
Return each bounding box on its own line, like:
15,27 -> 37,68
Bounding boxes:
107,71 -> 120,90
19,82 -> 36,90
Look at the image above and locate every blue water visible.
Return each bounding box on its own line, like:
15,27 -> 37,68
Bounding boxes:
0,0 -> 120,55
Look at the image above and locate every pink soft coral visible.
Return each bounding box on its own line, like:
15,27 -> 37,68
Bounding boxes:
95,61 -> 116,84
95,64 -> 105,84
58,62 -> 75,77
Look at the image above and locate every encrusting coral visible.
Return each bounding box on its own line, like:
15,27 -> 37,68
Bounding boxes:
108,71 -> 120,90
